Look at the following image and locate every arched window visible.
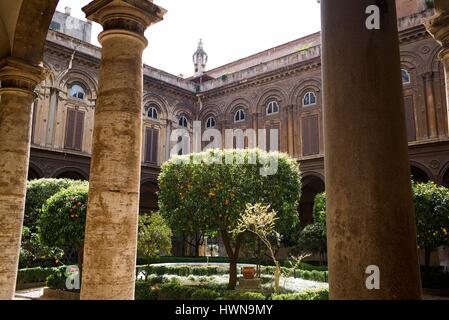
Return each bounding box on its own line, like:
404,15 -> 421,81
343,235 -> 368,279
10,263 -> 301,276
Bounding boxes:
234,108 -> 246,123
206,116 -> 216,129
146,104 -> 159,120
266,101 -> 279,115
303,91 -> 317,107
179,116 -> 188,128
402,69 -> 411,84
70,83 -> 86,100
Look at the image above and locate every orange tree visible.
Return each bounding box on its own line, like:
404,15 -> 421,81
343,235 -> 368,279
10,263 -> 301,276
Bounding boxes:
158,149 -> 301,289
413,181 -> 449,267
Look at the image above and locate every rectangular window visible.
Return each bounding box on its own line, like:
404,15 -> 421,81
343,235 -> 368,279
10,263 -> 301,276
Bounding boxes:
302,115 -> 320,157
145,128 -> 159,164
64,109 -> 85,151
266,124 -> 280,152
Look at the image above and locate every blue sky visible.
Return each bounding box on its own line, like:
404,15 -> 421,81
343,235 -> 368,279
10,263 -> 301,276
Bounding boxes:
56,0 -> 321,77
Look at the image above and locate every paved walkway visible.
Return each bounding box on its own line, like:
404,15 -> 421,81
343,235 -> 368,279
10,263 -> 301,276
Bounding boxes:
14,287 -> 45,300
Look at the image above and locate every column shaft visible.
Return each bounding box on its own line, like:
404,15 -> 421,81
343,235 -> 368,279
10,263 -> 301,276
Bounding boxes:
321,0 -> 422,299
0,90 -> 35,299
80,31 -> 146,300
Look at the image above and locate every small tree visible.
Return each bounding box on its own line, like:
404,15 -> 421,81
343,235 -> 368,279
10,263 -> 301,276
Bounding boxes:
234,203 -> 282,293
413,181 -> 449,267
37,183 -> 88,267
25,178 -> 83,231
159,149 -> 301,289
138,212 -> 173,264
296,192 -> 327,262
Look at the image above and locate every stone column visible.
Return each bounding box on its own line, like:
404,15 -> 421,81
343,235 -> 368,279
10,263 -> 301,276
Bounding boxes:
46,87 -> 58,146
425,0 -> 449,135
321,0 -> 422,299
423,72 -> 438,138
0,57 -> 46,299
80,0 -> 166,300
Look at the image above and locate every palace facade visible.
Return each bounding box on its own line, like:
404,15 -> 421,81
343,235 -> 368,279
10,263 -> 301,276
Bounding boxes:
29,1 -> 449,235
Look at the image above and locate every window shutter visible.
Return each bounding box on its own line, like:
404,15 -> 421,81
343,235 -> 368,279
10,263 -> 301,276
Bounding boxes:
404,96 -> 416,142
64,109 -> 76,149
74,111 -> 85,150
64,109 -> 84,151
145,128 -> 159,164
302,115 -> 319,156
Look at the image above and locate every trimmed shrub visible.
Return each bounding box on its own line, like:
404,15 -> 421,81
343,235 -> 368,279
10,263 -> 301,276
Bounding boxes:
191,288 -> 221,300
37,184 -> 88,264
158,282 -> 196,300
221,291 -> 266,300
135,281 -> 159,300
271,289 -> 329,300
16,267 -> 64,285
25,179 -> 84,230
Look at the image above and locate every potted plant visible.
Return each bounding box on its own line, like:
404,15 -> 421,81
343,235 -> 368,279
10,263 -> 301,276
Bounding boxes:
241,266 -> 256,279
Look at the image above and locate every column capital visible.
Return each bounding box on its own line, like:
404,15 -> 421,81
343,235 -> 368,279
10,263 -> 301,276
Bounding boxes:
0,57 -> 48,93
83,0 -> 166,37
425,11 -> 449,51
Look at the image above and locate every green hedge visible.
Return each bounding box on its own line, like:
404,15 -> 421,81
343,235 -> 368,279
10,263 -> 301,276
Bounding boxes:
16,267 -> 65,284
135,280 -> 327,301
271,289 -> 329,300
137,264 -> 328,282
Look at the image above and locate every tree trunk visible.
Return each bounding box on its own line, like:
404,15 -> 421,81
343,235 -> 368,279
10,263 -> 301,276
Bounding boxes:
229,258 -> 238,290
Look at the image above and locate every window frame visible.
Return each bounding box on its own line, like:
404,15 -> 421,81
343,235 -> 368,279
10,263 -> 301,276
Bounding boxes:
69,83 -> 86,101
146,104 -> 159,121
234,108 -> 246,123
303,91 -> 317,107
266,101 -> 280,115
401,69 -> 411,85
179,115 -> 188,128
206,116 -> 216,129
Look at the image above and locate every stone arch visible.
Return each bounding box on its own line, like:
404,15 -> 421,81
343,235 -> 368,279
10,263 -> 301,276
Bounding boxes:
58,69 -> 98,101
439,161 -> 449,188
1,0 -> 58,65
289,78 -> 322,107
27,162 -> 44,180
255,87 -> 288,114
428,45 -> 445,73
299,172 -> 325,227
410,162 -> 431,183
225,97 -> 252,124
143,93 -> 169,121
140,179 -> 159,214
400,51 -> 426,72
52,167 -> 89,181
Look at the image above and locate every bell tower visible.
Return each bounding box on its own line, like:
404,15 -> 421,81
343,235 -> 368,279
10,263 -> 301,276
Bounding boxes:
193,39 -> 208,76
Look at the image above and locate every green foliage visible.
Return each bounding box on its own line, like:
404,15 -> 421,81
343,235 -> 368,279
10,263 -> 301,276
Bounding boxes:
297,223 -> 327,255
159,149 -> 301,260
25,179 -> 85,231
191,288 -> 221,300
137,265 -> 226,278
312,192 -> 326,228
158,281 -> 197,300
221,291 -> 266,300
37,183 -> 88,253
413,182 -> 449,251
16,266 -> 65,285
138,213 -> 173,259
271,289 -> 329,300
19,227 -> 64,268
135,281 -> 159,300
46,269 -> 67,290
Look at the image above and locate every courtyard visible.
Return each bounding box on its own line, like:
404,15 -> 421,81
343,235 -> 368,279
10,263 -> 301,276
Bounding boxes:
1,0 -> 449,306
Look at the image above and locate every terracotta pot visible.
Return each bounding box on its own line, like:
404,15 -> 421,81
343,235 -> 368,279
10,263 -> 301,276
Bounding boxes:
241,266 -> 256,280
